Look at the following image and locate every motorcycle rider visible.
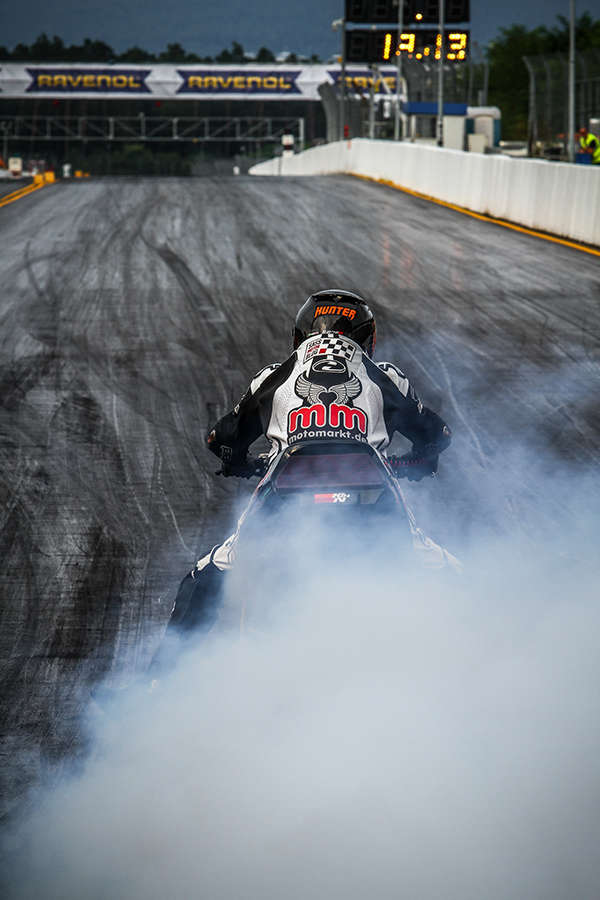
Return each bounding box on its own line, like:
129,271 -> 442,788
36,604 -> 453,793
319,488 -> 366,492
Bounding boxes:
160,289 -> 456,644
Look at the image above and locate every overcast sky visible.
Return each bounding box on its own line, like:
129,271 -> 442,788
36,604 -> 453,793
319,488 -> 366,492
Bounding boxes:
1,0 -> 597,57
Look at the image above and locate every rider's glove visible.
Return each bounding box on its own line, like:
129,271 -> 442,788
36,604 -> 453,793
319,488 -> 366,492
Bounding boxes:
218,459 -> 255,478
216,447 -> 268,478
390,452 -> 439,481
216,445 -> 249,478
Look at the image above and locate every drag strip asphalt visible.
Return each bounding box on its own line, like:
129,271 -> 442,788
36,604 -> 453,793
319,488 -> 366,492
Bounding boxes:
1,174 -> 599,821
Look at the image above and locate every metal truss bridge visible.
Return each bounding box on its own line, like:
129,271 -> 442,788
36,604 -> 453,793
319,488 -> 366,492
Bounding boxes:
0,115 -> 305,144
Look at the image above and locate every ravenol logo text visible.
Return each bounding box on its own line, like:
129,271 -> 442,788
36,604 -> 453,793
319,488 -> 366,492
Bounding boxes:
177,70 -> 302,94
27,68 -> 151,93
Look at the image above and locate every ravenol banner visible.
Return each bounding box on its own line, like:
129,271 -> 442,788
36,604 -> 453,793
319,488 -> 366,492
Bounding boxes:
176,69 -> 303,95
25,68 -> 153,93
0,63 -> 398,100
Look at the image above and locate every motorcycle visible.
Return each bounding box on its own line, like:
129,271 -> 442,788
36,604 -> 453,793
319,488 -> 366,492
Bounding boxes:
142,438 -> 453,676
221,439 -> 424,521
215,441 -> 435,632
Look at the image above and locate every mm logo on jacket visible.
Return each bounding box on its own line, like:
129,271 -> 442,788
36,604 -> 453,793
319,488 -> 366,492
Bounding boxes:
288,403 -> 367,434
287,356 -> 369,443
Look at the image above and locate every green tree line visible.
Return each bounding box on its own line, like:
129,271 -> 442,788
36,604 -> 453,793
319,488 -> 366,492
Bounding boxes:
0,35 -> 320,64
3,15 -> 600,142
488,12 -> 600,139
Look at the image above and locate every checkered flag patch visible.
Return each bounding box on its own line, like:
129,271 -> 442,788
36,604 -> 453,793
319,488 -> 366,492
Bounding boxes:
318,335 -> 356,360
304,334 -> 356,363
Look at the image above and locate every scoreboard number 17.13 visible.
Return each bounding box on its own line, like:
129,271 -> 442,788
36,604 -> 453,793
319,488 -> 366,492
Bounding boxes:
345,29 -> 469,63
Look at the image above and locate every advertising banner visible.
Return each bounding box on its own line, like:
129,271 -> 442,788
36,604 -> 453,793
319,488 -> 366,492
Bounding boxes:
0,63 -> 398,101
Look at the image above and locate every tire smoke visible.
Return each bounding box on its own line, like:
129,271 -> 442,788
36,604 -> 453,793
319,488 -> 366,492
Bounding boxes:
4,460 -> 600,900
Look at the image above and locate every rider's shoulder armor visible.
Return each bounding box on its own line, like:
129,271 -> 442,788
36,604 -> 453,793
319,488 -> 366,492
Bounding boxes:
376,362 -> 410,397
250,363 -> 281,395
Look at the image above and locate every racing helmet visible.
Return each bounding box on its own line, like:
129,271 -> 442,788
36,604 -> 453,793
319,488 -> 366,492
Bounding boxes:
293,289 -> 376,357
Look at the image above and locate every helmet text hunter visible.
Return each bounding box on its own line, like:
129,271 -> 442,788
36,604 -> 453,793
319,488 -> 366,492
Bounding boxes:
293,290 -> 376,357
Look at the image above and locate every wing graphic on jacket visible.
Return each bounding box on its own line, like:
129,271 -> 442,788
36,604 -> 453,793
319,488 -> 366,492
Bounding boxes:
295,372 -> 362,405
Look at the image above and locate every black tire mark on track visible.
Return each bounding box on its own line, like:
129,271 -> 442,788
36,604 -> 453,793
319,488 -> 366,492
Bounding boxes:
0,175 -> 599,825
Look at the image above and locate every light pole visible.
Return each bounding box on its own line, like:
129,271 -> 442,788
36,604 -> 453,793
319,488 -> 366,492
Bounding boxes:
568,0 -> 576,163
369,65 -> 377,139
437,0 -> 445,146
0,121 -> 11,164
394,0 -> 404,140
332,18 -> 346,142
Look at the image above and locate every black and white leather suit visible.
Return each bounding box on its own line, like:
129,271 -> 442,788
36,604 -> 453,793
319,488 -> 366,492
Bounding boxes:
165,332 -> 458,636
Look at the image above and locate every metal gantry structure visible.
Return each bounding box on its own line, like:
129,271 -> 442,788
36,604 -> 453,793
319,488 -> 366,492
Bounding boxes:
0,116 -> 305,145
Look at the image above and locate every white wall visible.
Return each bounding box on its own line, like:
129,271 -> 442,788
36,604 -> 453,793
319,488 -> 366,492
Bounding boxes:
249,140 -> 600,247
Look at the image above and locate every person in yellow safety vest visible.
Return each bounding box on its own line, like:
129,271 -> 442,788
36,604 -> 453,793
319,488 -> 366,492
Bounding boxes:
577,127 -> 600,164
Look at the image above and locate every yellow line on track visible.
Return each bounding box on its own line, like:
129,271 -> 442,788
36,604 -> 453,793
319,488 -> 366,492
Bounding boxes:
352,173 -> 600,258
0,180 -> 48,209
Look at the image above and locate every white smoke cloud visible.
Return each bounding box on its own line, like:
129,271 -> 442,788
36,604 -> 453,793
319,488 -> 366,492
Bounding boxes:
4,457 -> 600,900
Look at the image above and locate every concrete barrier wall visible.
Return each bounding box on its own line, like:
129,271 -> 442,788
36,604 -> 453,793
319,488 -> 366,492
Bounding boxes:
250,140 -> 600,246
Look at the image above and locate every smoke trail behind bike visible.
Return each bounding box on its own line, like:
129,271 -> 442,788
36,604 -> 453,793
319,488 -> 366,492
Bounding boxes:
4,450 -> 600,900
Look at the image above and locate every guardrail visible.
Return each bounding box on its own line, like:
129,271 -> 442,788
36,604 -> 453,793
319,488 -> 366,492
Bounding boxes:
0,171 -> 55,208
249,140 -> 600,247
